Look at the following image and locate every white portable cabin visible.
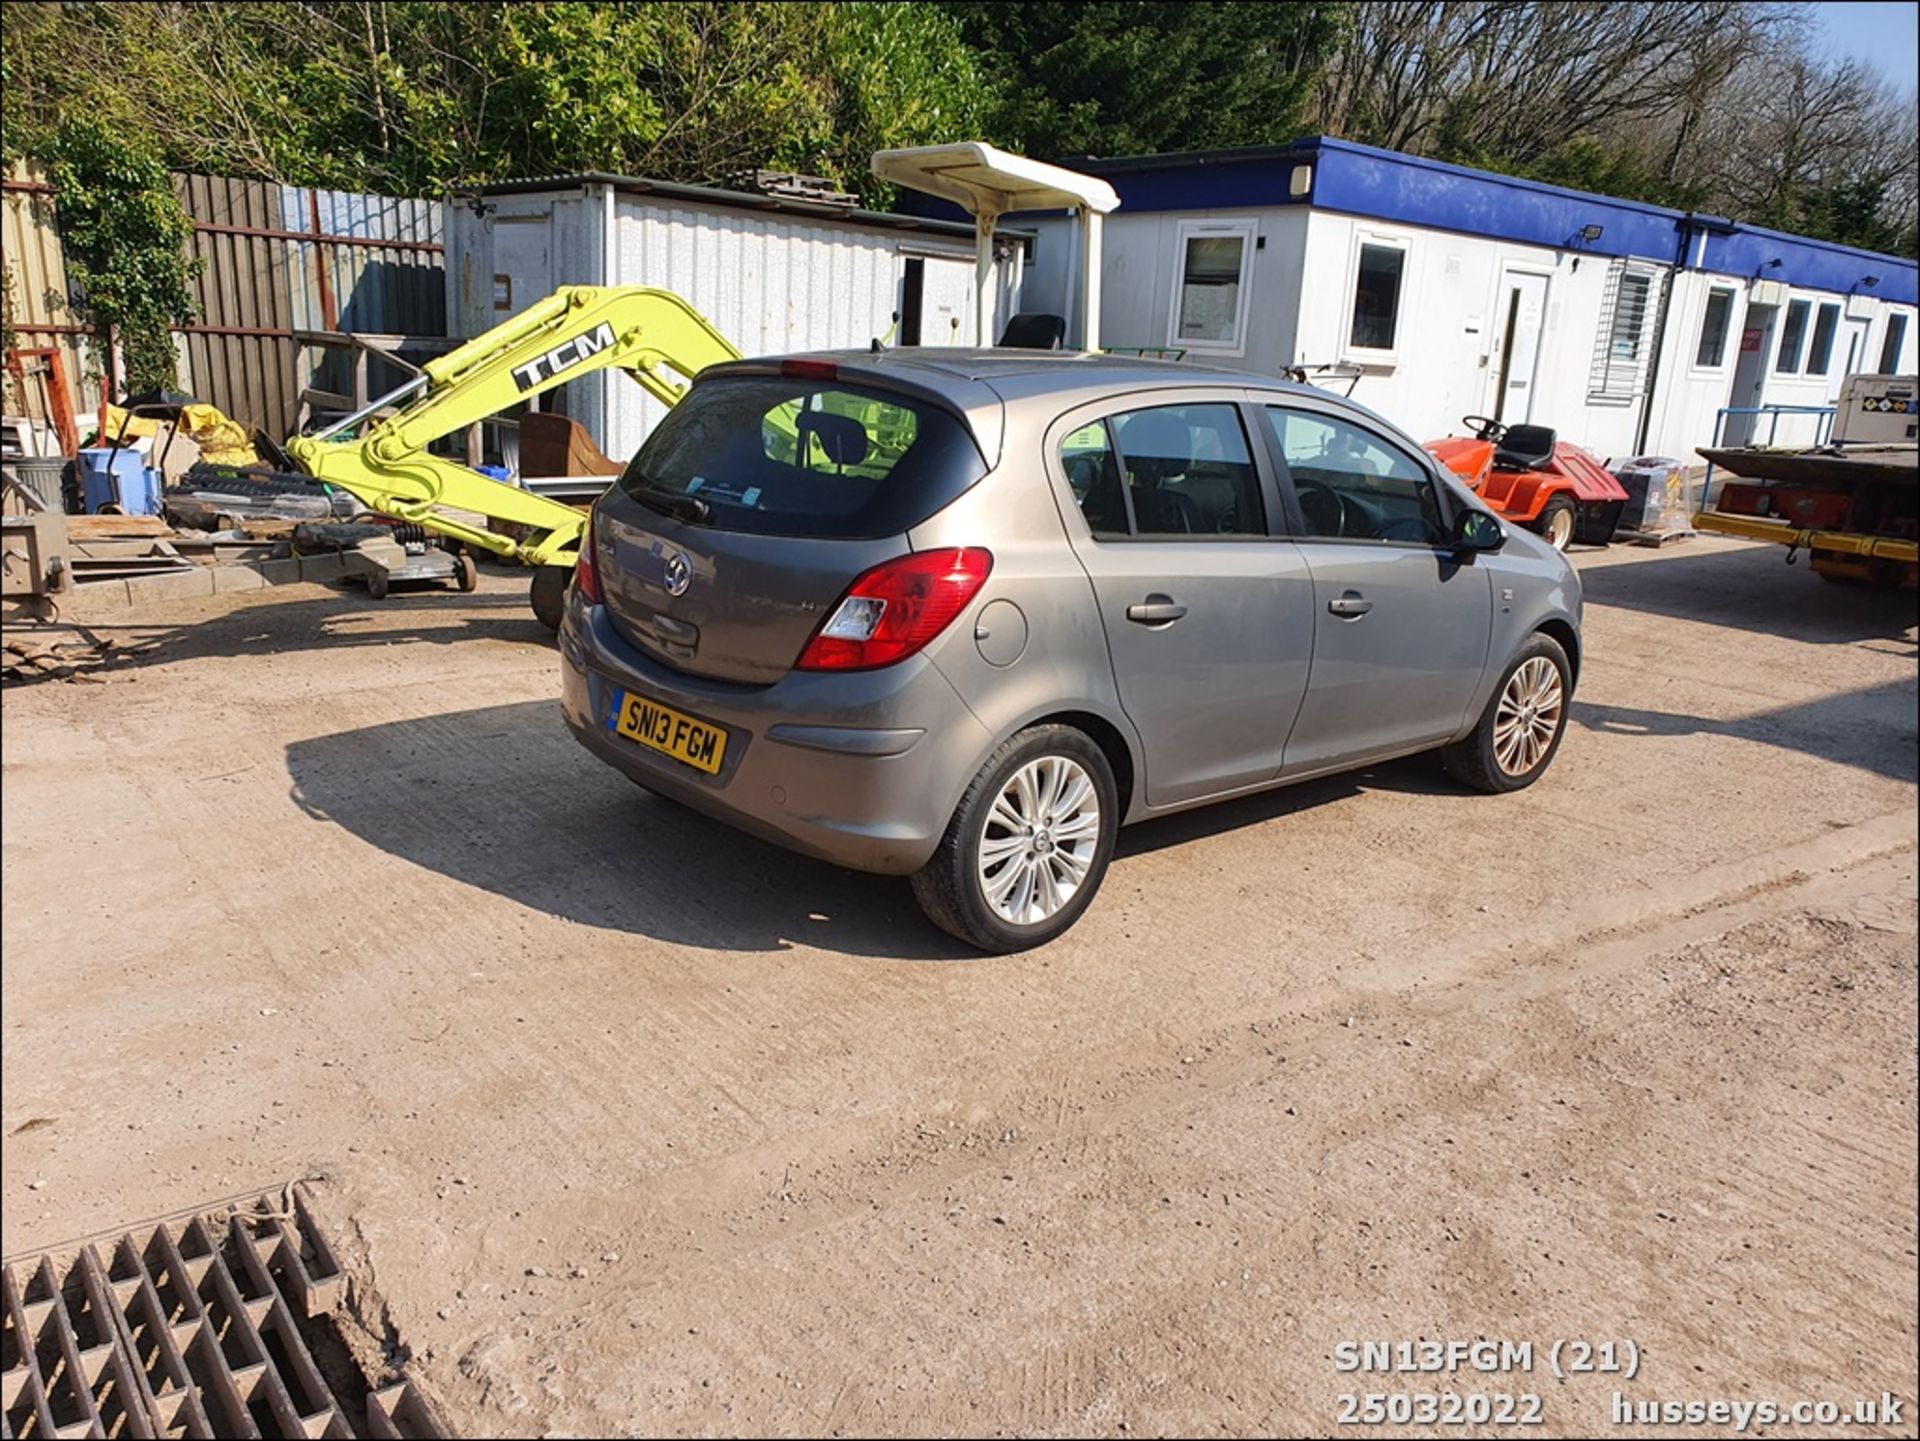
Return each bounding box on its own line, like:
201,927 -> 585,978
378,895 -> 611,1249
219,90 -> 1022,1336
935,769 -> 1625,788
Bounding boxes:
1023,139 -> 1918,462
445,173 -> 1028,464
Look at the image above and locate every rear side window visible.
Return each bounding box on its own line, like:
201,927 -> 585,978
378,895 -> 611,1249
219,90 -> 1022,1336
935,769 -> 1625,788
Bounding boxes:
618,377 -> 986,538
1061,403 -> 1265,537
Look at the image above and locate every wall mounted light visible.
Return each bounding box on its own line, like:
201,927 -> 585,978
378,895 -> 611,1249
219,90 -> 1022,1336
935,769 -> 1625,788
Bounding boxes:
1567,223 -> 1605,271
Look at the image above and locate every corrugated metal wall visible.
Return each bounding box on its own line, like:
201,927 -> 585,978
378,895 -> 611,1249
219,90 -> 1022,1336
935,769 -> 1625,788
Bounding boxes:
445,186 -> 1023,463
177,174 -> 446,438
603,203 -> 944,457
175,173 -> 297,434
3,161 -> 104,435
3,168 -> 446,446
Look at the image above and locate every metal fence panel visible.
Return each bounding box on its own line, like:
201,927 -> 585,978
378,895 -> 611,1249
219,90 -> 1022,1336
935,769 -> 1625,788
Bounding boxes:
176,172 -> 296,435
2,161 -> 103,434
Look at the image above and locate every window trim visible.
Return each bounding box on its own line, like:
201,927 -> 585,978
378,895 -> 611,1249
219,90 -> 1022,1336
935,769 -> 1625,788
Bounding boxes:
1775,298 -> 1812,374
1166,219 -> 1257,356
1805,301 -> 1843,377
1256,397 -> 1459,553
1343,231 -> 1411,363
1692,285 -> 1738,372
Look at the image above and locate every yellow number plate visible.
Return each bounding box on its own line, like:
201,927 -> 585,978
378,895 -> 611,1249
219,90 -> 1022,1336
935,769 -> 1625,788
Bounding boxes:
611,691 -> 728,775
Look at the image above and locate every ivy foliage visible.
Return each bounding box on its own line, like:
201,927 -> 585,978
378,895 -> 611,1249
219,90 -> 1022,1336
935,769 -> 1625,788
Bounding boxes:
35,117 -> 199,394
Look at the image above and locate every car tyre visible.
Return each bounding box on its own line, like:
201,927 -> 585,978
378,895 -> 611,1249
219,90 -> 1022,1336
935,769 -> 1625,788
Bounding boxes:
1534,496 -> 1577,551
912,724 -> 1119,953
1441,632 -> 1572,794
530,564 -> 569,631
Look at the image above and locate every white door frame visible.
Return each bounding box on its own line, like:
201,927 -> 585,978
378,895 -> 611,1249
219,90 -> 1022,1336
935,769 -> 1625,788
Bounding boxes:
1484,265 -> 1553,423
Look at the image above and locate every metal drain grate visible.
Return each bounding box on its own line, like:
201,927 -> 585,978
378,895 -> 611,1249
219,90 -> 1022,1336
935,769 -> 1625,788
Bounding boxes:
1,1185 -> 446,1439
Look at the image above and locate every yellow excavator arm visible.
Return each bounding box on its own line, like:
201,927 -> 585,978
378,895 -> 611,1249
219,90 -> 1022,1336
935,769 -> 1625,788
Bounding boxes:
284,285 -> 741,569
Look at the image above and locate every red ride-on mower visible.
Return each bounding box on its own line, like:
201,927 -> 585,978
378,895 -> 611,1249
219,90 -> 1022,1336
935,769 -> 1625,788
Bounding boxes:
1427,417 -> 1629,551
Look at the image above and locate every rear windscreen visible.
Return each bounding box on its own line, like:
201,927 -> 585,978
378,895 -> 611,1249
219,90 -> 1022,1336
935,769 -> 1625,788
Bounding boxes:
617,377 -> 988,539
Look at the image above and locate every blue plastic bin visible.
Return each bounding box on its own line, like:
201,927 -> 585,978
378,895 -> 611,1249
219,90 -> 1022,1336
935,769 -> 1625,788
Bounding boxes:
77,448 -> 162,515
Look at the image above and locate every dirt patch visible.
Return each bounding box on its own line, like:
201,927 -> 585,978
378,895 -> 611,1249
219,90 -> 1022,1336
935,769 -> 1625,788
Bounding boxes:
3,543 -> 1915,1436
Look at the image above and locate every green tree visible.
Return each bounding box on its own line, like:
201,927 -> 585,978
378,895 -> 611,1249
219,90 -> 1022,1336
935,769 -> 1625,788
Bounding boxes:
942,0 -> 1344,158
2,2 -> 994,204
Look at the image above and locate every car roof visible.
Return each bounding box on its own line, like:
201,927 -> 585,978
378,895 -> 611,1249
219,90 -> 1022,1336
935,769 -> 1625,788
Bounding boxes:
702,349 -> 1431,462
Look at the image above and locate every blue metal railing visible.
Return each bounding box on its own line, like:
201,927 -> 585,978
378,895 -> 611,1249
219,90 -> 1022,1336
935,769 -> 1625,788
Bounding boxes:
1699,403 -> 1838,510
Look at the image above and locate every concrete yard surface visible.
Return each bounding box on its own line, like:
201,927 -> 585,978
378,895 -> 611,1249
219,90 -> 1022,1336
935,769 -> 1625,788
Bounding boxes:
3,537 -> 1915,1437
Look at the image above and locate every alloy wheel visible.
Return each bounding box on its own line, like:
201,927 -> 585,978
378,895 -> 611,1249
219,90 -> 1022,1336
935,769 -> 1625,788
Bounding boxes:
1493,655 -> 1564,777
977,755 -> 1101,925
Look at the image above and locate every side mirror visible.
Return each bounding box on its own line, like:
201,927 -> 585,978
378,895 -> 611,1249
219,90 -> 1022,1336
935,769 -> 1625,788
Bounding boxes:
1453,508 -> 1507,554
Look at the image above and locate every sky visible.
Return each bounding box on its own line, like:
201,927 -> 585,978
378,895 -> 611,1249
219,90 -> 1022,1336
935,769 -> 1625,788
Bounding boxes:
1807,0 -> 1920,97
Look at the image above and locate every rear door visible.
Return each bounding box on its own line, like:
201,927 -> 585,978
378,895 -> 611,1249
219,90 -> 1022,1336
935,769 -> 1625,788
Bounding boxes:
594,373 -> 988,684
1051,393 -> 1315,808
1258,402 -> 1493,772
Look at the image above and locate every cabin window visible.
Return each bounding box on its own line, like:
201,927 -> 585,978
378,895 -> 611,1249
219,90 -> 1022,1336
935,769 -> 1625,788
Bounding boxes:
1348,240 -> 1406,353
1694,287 -> 1736,368
1588,261 -> 1656,400
1775,299 -> 1811,373
1806,302 -> 1841,375
1880,313 -> 1910,373
1170,221 -> 1255,352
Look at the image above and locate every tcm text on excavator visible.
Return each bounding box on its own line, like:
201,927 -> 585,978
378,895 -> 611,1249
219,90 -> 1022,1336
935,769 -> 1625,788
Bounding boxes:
284,286 -> 740,629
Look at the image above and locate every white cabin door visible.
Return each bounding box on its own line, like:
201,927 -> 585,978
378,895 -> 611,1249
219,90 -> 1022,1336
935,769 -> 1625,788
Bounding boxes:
919,256 -> 976,346
1828,319 -> 1870,403
492,217 -> 552,321
1487,270 -> 1549,423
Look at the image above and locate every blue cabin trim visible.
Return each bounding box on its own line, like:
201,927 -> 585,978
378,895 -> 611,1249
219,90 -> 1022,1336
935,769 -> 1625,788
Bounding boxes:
982,137 -> 1919,308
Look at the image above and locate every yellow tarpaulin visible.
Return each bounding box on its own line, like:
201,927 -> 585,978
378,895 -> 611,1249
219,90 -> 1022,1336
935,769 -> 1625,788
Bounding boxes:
98,403 -> 260,467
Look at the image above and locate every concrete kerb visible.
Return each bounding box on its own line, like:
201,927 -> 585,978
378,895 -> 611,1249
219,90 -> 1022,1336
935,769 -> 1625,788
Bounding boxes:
56,558 -> 342,619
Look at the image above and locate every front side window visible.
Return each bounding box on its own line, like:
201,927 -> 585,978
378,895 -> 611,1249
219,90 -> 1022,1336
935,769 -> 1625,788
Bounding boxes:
1265,407 -> 1445,546
1695,287 -> 1736,368
1878,313 -> 1910,373
1349,242 -> 1405,351
1172,225 -> 1252,349
1776,299 -> 1811,373
1061,404 -> 1265,538
1806,302 -> 1841,375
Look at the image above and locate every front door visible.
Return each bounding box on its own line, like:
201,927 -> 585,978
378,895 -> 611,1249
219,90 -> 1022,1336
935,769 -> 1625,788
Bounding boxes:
1258,404 -> 1493,771
1053,397 -> 1314,808
1488,271 -> 1550,423
1828,318 -> 1870,402
1724,303 -> 1777,446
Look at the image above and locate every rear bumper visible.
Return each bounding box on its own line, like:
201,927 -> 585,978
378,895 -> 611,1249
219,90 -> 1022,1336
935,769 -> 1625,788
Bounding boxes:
559,597 -> 993,874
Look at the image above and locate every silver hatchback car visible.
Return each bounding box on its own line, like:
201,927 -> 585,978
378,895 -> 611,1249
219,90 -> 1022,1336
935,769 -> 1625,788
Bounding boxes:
561,351 -> 1582,951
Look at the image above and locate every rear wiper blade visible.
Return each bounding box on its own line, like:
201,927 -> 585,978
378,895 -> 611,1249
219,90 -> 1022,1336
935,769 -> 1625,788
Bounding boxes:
630,483 -> 712,524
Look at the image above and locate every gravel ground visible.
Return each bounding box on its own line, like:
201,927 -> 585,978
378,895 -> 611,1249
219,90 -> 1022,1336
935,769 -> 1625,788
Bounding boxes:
3,535 -> 1915,1437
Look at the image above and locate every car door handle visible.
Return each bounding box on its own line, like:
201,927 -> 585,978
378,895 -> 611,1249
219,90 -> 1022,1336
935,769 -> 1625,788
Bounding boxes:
1126,595 -> 1188,626
1327,591 -> 1373,619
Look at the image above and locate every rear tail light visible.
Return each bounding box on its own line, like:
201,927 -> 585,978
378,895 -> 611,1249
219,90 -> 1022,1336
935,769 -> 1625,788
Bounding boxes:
574,504 -> 602,604
796,547 -> 993,671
